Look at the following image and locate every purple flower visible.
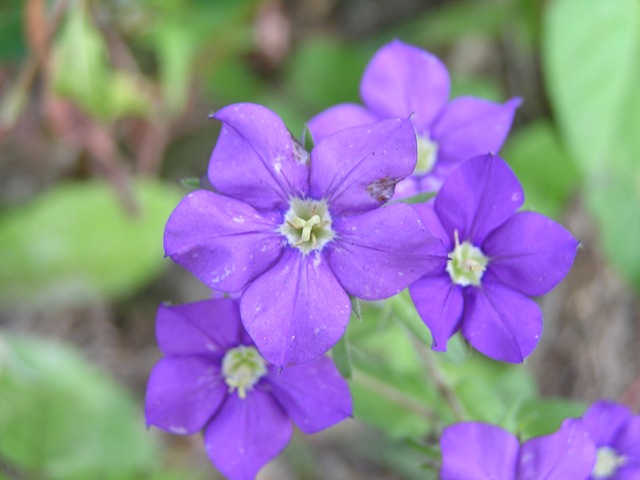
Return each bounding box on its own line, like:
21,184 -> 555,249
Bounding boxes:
308,39 -> 520,196
409,154 -> 579,362
440,420 -> 596,479
164,103 -> 446,366
577,400 -> 640,479
145,298 -> 352,480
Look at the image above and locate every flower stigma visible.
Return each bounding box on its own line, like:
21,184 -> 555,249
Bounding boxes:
221,345 -> 267,399
593,447 -> 626,478
415,133 -> 439,176
446,230 -> 489,287
279,198 -> 335,254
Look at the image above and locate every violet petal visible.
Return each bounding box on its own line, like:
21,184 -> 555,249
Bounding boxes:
307,103 -> 378,144
461,279 -> 542,363
204,390 -> 292,480
360,39 -> 450,133
615,416 -> 640,472
517,419 -> 596,480
435,155 -> 524,245
145,357 -> 226,435
484,211 -> 579,296
432,97 -> 521,166
267,356 -> 352,434
440,422 -> 519,480
209,103 -> 309,211
580,400 -> 633,446
164,190 -> 283,292
412,202 -> 453,250
155,299 -> 243,357
309,118 -> 417,215
409,274 -> 464,352
328,203 -> 447,300
240,250 -> 351,367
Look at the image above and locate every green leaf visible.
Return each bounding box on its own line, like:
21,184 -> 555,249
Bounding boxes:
0,179 -> 182,307
0,334 -> 157,479
52,6 -> 112,119
284,38 -> 370,110
347,302 -> 451,438
515,397 -> 587,439
502,121 -> 580,219
543,0 -> 640,289
52,7 -> 151,120
543,0 -> 640,175
331,333 -> 352,380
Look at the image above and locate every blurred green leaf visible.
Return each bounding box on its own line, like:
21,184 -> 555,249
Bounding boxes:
0,334 -> 156,479
515,397 -> 587,439
544,0 -> 640,289
284,38 -> 369,111
502,121 -> 580,219
440,351 -> 537,427
348,303 -> 448,438
0,0 -> 26,61
331,332 -> 352,380
0,179 -> 182,307
53,7 -> 151,120
544,0 -> 640,174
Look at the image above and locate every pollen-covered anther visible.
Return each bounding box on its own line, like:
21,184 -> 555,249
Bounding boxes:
221,345 -> 267,399
446,230 -> 489,287
593,447 -> 626,478
280,198 -> 335,254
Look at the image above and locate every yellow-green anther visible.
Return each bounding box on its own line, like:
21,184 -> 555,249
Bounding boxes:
446,230 -> 489,287
221,346 -> 267,399
280,198 -> 335,254
593,447 -> 626,478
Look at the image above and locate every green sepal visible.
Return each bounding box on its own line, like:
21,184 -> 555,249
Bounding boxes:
300,124 -> 316,153
180,177 -> 202,190
398,191 -> 436,205
331,333 -> 352,380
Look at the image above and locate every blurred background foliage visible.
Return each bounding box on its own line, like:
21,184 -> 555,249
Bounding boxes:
0,0 -> 638,479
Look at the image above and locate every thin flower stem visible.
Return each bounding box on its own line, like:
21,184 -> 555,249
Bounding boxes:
409,335 -> 466,422
352,368 -> 439,421
388,291 -> 466,422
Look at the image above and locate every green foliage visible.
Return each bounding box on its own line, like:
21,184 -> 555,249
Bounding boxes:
52,6 -> 151,121
502,121 -> 580,219
0,0 -> 25,61
544,0 -> 640,289
284,38 -> 370,111
516,397 -> 588,439
0,334 -> 156,479
346,295 -> 537,439
0,180 -> 182,307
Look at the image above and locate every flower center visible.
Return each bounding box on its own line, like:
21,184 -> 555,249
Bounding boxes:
593,447 -> 626,478
446,230 -> 489,287
414,133 -> 439,176
279,198 -> 335,254
221,345 -> 267,399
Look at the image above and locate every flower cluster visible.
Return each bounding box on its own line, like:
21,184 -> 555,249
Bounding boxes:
440,400 -> 640,479
147,38 -> 584,479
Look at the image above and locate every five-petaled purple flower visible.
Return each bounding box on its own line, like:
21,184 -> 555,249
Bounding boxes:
164,102 -> 446,367
577,400 -> 640,479
308,39 -> 521,196
409,154 -> 579,362
145,298 -> 352,480
440,420 -> 596,479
